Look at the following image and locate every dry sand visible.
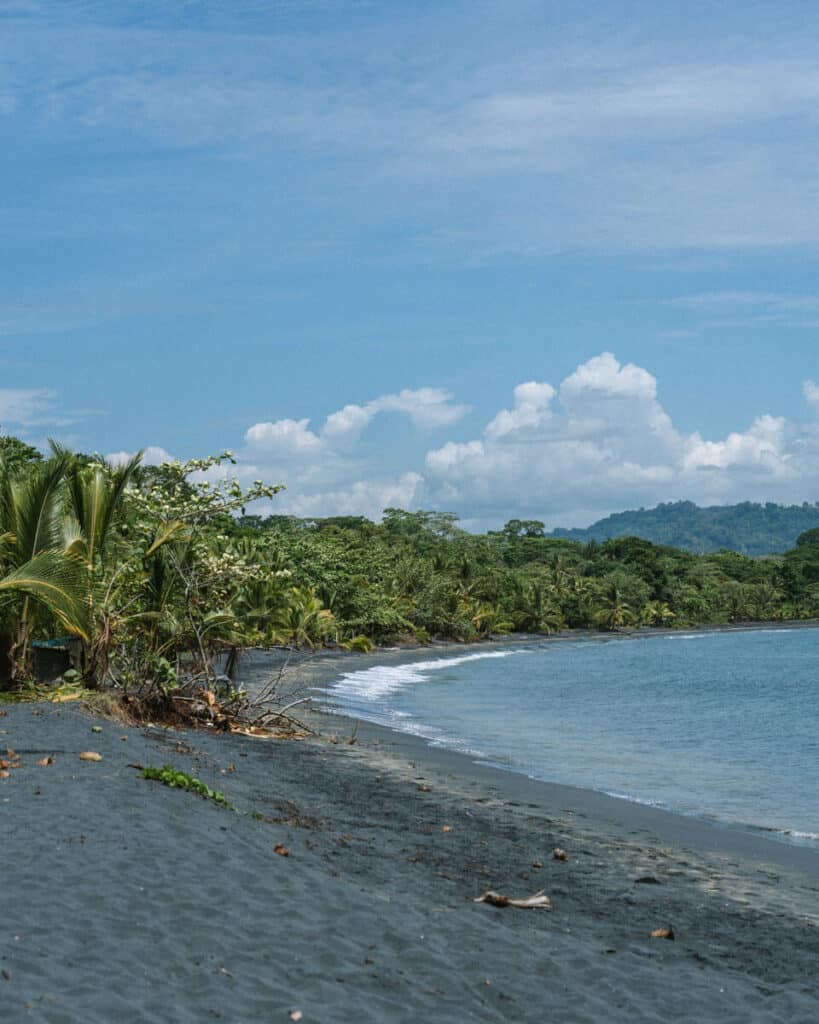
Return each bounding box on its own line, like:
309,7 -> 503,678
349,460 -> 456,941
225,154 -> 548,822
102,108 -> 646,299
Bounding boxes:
1,700 -> 817,1023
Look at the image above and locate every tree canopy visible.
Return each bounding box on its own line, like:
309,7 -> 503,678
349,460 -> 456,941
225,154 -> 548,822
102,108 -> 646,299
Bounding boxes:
549,500 -> 819,556
2,437 -> 817,694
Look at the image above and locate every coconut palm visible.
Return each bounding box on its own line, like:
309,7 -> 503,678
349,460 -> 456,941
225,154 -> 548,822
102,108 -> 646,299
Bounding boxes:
470,602 -> 514,636
57,449 -> 143,680
232,576 -> 291,643
271,587 -> 336,647
0,453 -> 90,677
639,601 -> 676,626
61,450 -> 142,572
593,580 -> 634,631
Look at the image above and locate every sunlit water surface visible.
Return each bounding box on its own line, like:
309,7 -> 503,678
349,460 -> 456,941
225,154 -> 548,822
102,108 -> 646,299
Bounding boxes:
322,629 -> 819,848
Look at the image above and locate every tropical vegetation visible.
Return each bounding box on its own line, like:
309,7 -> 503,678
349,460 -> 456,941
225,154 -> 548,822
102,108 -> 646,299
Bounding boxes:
550,499 -> 819,556
2,434 -> 819,697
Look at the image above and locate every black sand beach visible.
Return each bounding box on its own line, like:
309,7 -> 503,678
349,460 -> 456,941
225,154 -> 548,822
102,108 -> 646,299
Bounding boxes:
1,697 -> 818,1023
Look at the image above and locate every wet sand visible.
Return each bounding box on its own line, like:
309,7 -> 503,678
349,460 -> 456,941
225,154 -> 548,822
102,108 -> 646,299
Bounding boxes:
1,700 -> 817,1023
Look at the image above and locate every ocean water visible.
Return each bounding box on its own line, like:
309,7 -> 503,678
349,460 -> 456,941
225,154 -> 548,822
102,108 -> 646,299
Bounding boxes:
324,628 -> 819,848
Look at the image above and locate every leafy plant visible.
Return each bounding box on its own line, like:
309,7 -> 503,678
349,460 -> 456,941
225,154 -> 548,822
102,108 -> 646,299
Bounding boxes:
343,634 -> 375,652
141,764 -> 233,809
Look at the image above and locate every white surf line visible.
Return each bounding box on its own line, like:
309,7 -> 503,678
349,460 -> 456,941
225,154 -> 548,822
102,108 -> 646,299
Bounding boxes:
328,648 -> 528,703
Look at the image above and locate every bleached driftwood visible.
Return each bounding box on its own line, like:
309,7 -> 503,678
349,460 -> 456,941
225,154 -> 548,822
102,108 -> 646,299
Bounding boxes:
473,890 -> 552,910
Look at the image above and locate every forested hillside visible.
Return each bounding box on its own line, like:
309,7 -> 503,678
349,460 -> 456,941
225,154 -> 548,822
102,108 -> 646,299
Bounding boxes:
549,501 -> 819,556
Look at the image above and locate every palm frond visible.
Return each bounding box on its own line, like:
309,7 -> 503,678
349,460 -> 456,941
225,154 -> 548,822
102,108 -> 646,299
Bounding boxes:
146,520 -> 189,557
66,451 -> 143,568
0,550 -> 90,640
8,454 -> 71,563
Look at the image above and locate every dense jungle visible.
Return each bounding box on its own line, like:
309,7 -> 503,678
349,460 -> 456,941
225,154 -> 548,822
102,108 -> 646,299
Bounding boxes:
2,434 -> 819,690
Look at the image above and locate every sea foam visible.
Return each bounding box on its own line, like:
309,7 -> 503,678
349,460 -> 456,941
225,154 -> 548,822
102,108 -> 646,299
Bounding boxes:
329,648 -> 524,703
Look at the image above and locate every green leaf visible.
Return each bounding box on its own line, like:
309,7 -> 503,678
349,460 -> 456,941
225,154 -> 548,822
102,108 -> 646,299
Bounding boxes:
146,521 -> 189,557
0,550 -> 90,641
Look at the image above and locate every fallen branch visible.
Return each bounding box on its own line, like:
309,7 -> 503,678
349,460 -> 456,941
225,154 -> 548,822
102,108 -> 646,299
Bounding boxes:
257,696 -> 312,722
473,890 -> 552,910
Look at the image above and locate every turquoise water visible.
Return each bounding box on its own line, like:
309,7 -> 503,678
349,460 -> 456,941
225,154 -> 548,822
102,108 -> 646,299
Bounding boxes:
325,628 -> 819,848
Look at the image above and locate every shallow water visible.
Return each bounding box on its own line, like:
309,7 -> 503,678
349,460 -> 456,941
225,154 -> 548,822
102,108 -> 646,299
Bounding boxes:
323,628 -> 819,848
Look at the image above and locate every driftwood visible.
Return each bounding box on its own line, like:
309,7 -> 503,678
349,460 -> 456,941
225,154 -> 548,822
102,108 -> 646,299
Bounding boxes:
255,696 -> 313,726
108,647 -> 316,738
473,890 -> 553,910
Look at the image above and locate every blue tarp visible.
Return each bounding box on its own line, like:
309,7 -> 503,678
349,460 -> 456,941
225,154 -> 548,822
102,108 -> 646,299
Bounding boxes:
31,637 -> 76,650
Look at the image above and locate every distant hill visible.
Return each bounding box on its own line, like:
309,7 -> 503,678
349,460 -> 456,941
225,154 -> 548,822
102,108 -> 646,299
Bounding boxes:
548,501 -> 819,556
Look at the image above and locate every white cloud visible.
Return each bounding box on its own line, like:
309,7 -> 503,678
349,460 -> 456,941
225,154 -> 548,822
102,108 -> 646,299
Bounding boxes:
670,291 -> 819,311
245,387 -> 468,456
272,472 -> 423,522
244,418 -> 322,454
322,388 -> 468,441
683,416 -> 791,476
486,381 -> 555,439
804,380 -> 819,411
238,387 -> 466,519
322,403 -> 372,440
0,387 -> 60,426
421,354 -> 819,526
107,445 -> 174,468
369,388 -> 469,429
561,352 -> 657,401
116,355 -> 819,528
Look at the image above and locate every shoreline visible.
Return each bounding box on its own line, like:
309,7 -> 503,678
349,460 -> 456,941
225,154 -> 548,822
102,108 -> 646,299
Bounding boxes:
246,615 -> 819,662
1,700 -> 817,1021
315,709 -> 819,883
235,622 -> 819,858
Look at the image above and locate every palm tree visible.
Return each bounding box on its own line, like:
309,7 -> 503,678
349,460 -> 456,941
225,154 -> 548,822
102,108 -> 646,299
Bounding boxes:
232,576 -> 290,643
639,601 -> 676,626
593,580 -> 634,631
721,580 -> 750,623
62,450 -> 142,572
510,580 -> 563,633
49,447 -> 143,682
271,587 -> 336,647
0,453 -> 90,678
470,602 -> 514,636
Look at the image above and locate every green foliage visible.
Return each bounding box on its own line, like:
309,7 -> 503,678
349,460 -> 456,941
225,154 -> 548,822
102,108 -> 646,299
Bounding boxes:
344,634 -> 376,652
0,550 -> 90,640
0,434 -> 42,474
234,511 -> 819,637
2,427 -> 817,693
141,765 -> 233,809
550,500 -> 819,556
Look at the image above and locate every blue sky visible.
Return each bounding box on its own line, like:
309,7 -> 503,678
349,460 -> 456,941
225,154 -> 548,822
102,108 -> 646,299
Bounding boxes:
2,0 -> 819,527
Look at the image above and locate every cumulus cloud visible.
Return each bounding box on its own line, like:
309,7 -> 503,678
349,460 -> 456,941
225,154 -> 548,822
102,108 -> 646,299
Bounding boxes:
561,352 -> 657,402
422,353 -> 818,526
245,387 -> 468,455
107,445 -> 175,468
486,381 -> 555,439
369,389 -> 469,429
683,416 -> 791,476
322,403 -> 373,440
117,356 -> 819,528
235,386 -> 466,519
269,472 -> 424,522
244,418 -> 322,454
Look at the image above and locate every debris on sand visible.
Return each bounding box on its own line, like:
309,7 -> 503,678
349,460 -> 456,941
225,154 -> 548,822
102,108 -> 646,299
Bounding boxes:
473,890 -> 553,910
